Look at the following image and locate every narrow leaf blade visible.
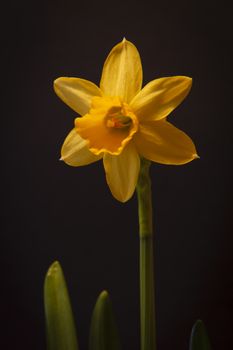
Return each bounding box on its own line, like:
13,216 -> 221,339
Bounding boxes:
89,290 -> 121,350
44,261 -> 79,350
189,319 -> 212,350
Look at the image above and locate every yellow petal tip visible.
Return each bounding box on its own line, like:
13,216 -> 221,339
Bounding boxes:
188,77 -> 193,83
53,77 -> 61,88
193,153 -> 200,159
53,77 -> 65,94
59,156 -> 64,161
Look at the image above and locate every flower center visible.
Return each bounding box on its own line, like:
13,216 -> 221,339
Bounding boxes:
75,96 -> 138,155
106,115 -> 132,129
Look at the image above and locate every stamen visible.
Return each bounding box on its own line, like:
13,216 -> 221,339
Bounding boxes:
106,115 -> 132,129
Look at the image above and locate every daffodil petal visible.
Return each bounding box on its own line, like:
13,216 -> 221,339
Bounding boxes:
54,78 -> 102,116
61,129 -> 102,166
100,39 -> 143,103
135,120 -> 198,165
130,76 -> 192,121
103,143 -> 140,202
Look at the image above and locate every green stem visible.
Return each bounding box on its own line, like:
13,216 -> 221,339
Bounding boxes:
136,158 -> 156,350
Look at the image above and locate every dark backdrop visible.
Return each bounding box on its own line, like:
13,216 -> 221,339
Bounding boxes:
2,1 -> 233,349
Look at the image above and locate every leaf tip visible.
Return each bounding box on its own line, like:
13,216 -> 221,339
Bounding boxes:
46,261 -> 61,277
99,290 -> 109,299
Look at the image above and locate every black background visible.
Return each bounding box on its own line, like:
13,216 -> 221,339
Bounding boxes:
2,1 -> 233,349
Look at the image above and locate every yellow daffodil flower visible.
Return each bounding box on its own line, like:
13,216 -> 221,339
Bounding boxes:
54,39 -> 198,202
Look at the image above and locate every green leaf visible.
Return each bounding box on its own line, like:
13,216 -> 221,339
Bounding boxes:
189,319 -> 212,350
89,290 -> 121,350
44,261 -> 79,350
